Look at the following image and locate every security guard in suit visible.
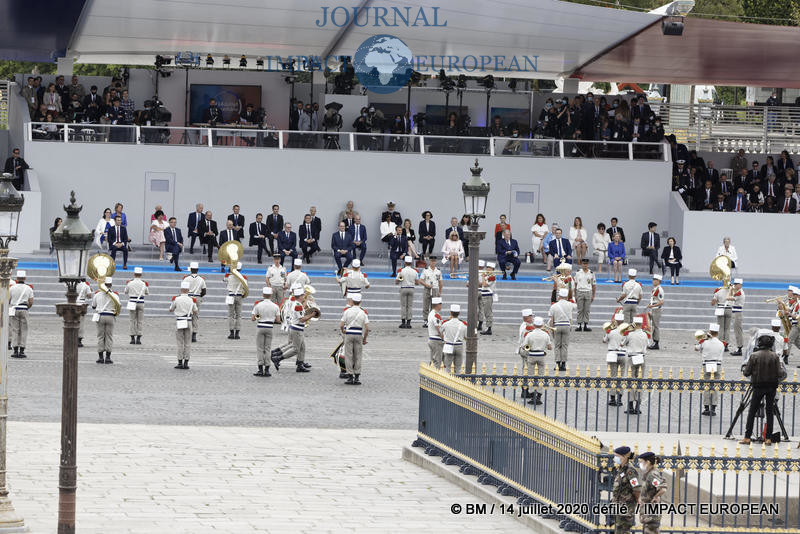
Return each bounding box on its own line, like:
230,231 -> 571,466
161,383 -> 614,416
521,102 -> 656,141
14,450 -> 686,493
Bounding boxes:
9,270 -> 34,358
91,277 -> 119,364
184,262 -> 206,342
170,279 -> 198,370
123,267 -> 149,345
225,262 -> 247,340
251,287 -> 281,377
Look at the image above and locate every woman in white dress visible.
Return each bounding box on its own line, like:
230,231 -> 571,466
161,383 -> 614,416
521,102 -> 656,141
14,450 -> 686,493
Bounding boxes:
592,222 -> 610,274
94,208 -> 113,249
441,231 -> 465,278
148,210 -> 168,260
530,213 -> 548,263
716,236 -> 738,271
569,217 -> 588,263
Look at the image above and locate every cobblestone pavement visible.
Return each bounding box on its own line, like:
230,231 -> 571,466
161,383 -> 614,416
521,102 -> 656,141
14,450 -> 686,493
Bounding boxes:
9,317 -> 760,430
7,422 -> 520,534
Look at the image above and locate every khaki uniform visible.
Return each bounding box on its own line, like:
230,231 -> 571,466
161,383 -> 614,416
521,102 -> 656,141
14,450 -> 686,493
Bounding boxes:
789,300 -> 800,359
427,309 -> 444,367
169,294 -> 197,361
397,266 -> 418,321
91,290 -> 119,353
731,288 -> 745,348
518,321 -> 533,367
623,330 -> 648,401
225,272 -> 247,330
76,281 -> 93,340
639,468 -> 667,534
620,280 -> 642,323
611,464 -> 640,534
9,282 -> 33,348
604,328 -> 627,396
420,267 -> 442,322
441,317 -> 467,371
477,272 -> 497,328
341,304 -> 369,375
285,269 -> 310,292
123,278 -> 149,336
574,269 -> 595,325
712,287 -> 733,345
649,285 -> 664,343
252,299 -> 280,366
278,297 -> 308,363
523,329 -> 551,395
696,336 -> 724,405
184,274 -> 206,332
549,299 -> 577,364
340,269 -> 369,299
266,264 -> 287,305
772,331 -> 787,358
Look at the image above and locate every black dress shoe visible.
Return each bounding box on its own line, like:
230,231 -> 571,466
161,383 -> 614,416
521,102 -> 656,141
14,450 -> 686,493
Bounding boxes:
96,354 -> 105,363
502,273 -> 507,280
227,331 -> 235,339
302,362 -> 312,368
174,267 -> 181,272
271,354 -> 281,370
263,368 -> 271,377
104,355 -> 113,364
254,365 -> 264,376
136,336 -> 142,345
345,375 -> 355,385
583,325 -> 592,332
511,273 -> 516,280
295,364 -> 310,373
575,325 -> 583,332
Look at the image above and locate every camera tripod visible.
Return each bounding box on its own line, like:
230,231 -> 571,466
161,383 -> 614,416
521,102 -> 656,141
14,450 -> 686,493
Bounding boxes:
323,128 -> 341,150
724,385 -> 789,441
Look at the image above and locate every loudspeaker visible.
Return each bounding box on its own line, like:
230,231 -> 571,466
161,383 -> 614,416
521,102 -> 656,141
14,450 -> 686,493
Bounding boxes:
662,20 -> 684,35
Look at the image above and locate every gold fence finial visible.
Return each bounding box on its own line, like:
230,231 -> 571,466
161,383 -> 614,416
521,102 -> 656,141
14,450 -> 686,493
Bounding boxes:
502,363 -> 508,375
492,362 -> 497,376
760,442 -> 767,458
512,364 -> 518,376
626,365 -> 632,378
481,362 -> 487,374
633,443 -> 640,455
669,367 -> 674,379
647,367 -> 653,379
793,369 -> 799,382
522,364 -> 528,376
679,368 -> 684,380
710,445 -> 716,458
659,442 -> 665,457
747,442 -> 754,458
688,368 -> 694,380
460,363 -> 466,374
596,365 -> 602,378
574,364 -> 580,377
773,442 -> 780,458
720,367 -> 726,380
735,443 -> 741,458
672,442 -> 678,456
658,367 -> 663,379
450,362 -> 455,374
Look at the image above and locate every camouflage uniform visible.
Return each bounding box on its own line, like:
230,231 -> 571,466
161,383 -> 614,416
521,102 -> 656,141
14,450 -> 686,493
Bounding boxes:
639,467 -> 667,534
611,463 -> 640,534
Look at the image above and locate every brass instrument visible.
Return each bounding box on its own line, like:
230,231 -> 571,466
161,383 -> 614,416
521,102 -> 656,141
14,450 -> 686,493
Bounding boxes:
303,284 -> 321,321
709,255 -> 732,288
218,240 -> 248,298
617,322 -> 635,336
694,329 -> 710,342
766,295 -> 793,336
87,253 -> 121,316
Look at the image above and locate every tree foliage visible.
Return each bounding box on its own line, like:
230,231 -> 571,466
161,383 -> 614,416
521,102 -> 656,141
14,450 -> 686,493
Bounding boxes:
0,60 -> 126,81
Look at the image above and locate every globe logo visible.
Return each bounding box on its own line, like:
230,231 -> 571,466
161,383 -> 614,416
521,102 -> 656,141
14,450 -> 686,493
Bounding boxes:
353,34 -> 413,94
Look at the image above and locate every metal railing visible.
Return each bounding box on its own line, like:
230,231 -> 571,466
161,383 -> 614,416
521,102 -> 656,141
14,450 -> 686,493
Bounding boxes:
0,81 -> 9,130
26,122 -> 668,161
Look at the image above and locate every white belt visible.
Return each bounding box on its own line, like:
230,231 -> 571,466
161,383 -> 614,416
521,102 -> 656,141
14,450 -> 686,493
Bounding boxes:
428,336 -> 442,341
702,360 -> 722,365
445,342 -> 463,346
554,322 -> 570,326
257,322 -> 274,329
624,300 -> 638,304
527,350 -> 546,357
289,324 -> 305,332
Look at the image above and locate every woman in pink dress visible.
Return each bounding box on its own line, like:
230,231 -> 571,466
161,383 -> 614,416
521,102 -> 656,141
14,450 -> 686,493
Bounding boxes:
148,209 -> 168,260
441,231 -> 465,278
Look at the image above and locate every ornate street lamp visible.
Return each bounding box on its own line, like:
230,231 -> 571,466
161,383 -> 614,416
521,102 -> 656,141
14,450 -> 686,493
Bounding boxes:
0,172 -> 26,531
462,160 -> 490,375
51,191 -> 93,534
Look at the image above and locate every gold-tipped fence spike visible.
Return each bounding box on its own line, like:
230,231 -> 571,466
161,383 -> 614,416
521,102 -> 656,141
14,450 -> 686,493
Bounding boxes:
481,362 -> 487,374
626,366 -> 632,378
659,443 -> 665,457
735,443 -> 741,458
471,362 -> 477,374
596,365 -> 602,378
710,445 -> 716,458
679,368 -> 684,379
760,442 -> 767,458
522,364 -> 528,376
747,443 -> 754,458
720,368 -> 725,380
658,367 -> 663,379
575,364 -> 580,377
669,367 -> 674,379
492,362 -> 497,376
773,442 -> 780,458
502,363 -> 508,375
512,364 -> 518,376
647,367 -> 653,379
585,365 -> 591,378
688,368 -> 694,380
633,443 -> 640,455
672,442 -> 678,456
450,362 -> 455,374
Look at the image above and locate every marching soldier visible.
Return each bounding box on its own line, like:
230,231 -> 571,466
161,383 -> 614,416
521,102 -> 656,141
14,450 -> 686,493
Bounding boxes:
266,254 -> 287,305
251,286 -> 281,377
225,262 -> 247,340
9,270 -> 33,358
419,255 -> 443,326
574,259 -> 596,332
91,277 -> 118,364
123,267 -> 149,345
76,279 -> 93,348
396,255 -> 418,329
787,286 -> 800,362
637,451 -> 667,534
340,292 -> 369,385
441,304 -> 467,372
518,308 -> 534,372
169,279 -> 197,370
427,297 -> 444,367
622,316 -> 648,415
695,323 -> 724,416
477,262 -> 497,336
610,446 -> 640,534
616,269 -> 642,324
770,318 -> 788,363
730,278 -> 745,355
711,282 -> 733,351
548,288 -> 576,371
522,316 -> 552,406
271,286 -> 315,373
184,262 -> 206,342
647,274 -> 664,350
338,259 -> 370,300
603,313 -> 627,406
285,258 -> 310,293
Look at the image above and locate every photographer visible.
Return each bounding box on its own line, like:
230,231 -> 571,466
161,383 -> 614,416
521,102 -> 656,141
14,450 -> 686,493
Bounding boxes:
322,106 -> 342,150
740,332 -> 787,445
365,106 -> 385,150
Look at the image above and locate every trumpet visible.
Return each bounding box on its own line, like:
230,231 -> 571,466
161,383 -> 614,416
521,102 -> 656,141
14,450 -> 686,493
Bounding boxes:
617,322 -> 635,335
766,295 -> 793,336
694,329 -> 710,342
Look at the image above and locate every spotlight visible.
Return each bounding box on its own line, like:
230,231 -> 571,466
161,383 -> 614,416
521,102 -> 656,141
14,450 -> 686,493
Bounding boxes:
154,55 -> 172,69
661,18 -> 684,35
478,75 -> 495,89
206,54 -> 214,67
456,74 -> 467,89
239,55 -> 247,68
256,57 -> 264,70
438,69 -> 454,92
222,55 -> 231,68
508,79 -> 517,91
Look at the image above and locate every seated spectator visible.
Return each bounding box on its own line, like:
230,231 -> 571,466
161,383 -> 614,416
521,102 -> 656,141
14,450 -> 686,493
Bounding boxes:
149,210 -> 168,260
717,173 -> 731,199
494,214 -> 511,241
764,173 -> 782,199
569,217 -> 588,262
442,230 -> 464,278
495,229 -> 520,280
695,180 -> 717,210
114,203 -> 127,226
779,186 -> 798,213
777,150 -> 795,182
379,213 -> 397,249
716,237 -> 738,270
728,188 -> 749,212
530,214 -> 548,263
83,85 -> 101,109
490,115 -> 506,137
400,219 -> 419,259
66,93 -> 84,122
607,232 -> 626,283
94,208 -> 112,249
785,168 -> 797,187
502,128 -> 522,155
338,200 -> 358,224
542,223 -> 558,272
592,222 -> 610,275
660,237 -> 682,285
746,185 -> 763,212
761,156 -> 778,182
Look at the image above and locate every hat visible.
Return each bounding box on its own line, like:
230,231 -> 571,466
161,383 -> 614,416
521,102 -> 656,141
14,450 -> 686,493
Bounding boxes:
478,260 -> 486,267
614,313 -> 624,321
633,316 -> 643,324
733,278 -> 743,284
352,259 -> 361,268
189,261 -> 199,269
556,262 -> 572,271
580,258 -> 589,263
521,308 -> 533,317
294,258 -> 303,266
638,451 -> 656,462
558,288 -> 568,297
793,287 -> 800,296
15,270 -> 25,278
180,279 -> 191,289
628,268 -> 637,277
236,262 -> 242,270
613,446 -> 631,456
450,304 -> 460,312
431,297 -> 442,305
293,287 -> 304,296
134,267 -> 143,274
404,255 -> 412,263
262,286 -> 272,295
273,253 -> 282,259
652,273 -> 662,280
709,323 -> 719,332
677,159 -> 686,164
771,318 -> 782,327
387,201 -> 395,207
533,317 -> 544,326
350,293 -> 362,302
105,277 -> 113,285
487,262 -> 495,269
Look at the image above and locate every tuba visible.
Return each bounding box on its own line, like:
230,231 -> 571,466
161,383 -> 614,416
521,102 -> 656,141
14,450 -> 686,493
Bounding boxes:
617,322 -> 635,336
709,255 -> 732,288
218,239 -> 248,298
766,296 -> 793,337
694,329 -> 710,342
303,284 -> 321,321
87,253 -> 121,316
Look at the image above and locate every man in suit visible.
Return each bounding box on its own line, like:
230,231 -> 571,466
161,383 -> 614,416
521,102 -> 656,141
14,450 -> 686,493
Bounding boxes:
201,98 -> 223,124
444,217 -> 463,241
249,213 -> 269,263
277,222 -> 298,266
705,160 -> 720,184
309,206 -> 322,238
712,193 -> 728,212
82,85 -> 101,109
164,217 -> 184,271
198,211 -> 219,264
747,162 -> 762,190
496,229 -> 521,280
227,204 -> 245,240
640,222 -> 663,275
733,167 -> 750,192
299,213 -> 320,263
107,215 -> 129,269
547,228 -> 572,268
381,202 -> 403,227
3,148 -> 30,191
265,204 -> 284,256
331,221 -> 354,275
218,219 -> 239,272
695,180 -> 719,210
20,77 -> 37,118
349,214 -> 367,263
606,217 -> 625,243
54,75 -> 69,105
763,174 -> 783,200
187,203 -> 204,254
388,225 -> 408,276
778,188 -> 798,213
418,211 -> 436,256
717,173 -> 732,199
728,187 -> 749,212
631,95 -> 652,122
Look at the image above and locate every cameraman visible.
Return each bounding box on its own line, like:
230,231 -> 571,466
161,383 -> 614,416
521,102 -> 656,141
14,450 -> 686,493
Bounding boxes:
322,107 -> 342,149
740,331 -> 787,445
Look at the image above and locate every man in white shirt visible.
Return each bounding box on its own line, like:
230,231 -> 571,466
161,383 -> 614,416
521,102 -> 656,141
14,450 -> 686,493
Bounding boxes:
441,305 -> 467,372
123,267 -> 149,345
617,269 -> 642,324
695,323 -> 724,416
340,293 -> 369,385
647,274 -> 665,350
251,286 -> 281,377
183,262 -> 206,342
523,317 -> 553,406
9,270 -> 34,358
170,279 -> 198,370
266,254 -> 287,305
419,256 -> 443,327
622,317 -> 649,415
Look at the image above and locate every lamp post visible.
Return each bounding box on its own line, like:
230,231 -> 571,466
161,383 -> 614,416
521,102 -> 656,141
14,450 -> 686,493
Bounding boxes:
0,173 -> 26,532
462,160 -> 490,375
50,192 -> 93,534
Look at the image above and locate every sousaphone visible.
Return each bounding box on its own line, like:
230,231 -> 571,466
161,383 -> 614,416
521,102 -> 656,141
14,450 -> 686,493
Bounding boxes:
709,255 -> 732,288
87,253 -> 121,315
218,239 -> 248,298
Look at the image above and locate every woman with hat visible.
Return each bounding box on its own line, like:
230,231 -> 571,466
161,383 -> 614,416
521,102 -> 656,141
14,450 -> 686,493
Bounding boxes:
637,451 -> 667,534
610,446 -> 639,534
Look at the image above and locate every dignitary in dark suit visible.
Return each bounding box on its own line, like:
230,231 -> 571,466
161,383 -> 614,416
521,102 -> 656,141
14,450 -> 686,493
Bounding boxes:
277,223 -> 298,266
218,219 -> 240,272
227,205 -> 245,240
727,188 -> 750,212
186,203 -> 204,254
348,214 -> 367,263
640,222 -> 663,275
107,215 -> 129,269
695,180 -> 719,210
331,221 -> 354,274
496,229 -> 521,280
548,228 -> 572,268
778,188 -> 798,213
606,217 -> 625,242
704,160 -> 720,184
164,217 -> 184,271
265,204 -> 284,256
381,202 -> 403,227
418,211 -> 436,256
444,217 -> 464,241
198,211 -> 219,263
309,206 -> 322,238
299,213 -> 321,263
3,148 -> 29,190
388,225 -> 408,275
248,213 -> 269,263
